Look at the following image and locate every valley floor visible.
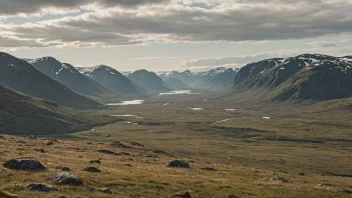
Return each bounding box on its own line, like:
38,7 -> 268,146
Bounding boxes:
1,91 -> 352,197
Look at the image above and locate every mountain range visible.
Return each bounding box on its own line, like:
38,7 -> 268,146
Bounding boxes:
0,52 -> 102,109
28,57 -> 109,96
233,54 -> 352,101
127,69 -> 171,92
77,65 -> 143,94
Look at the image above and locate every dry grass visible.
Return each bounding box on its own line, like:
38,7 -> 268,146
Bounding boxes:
1,92 -> 351,197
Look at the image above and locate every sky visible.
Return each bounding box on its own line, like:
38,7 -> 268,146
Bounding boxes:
1,0 -> 352,72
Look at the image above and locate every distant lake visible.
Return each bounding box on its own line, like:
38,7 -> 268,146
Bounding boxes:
107,100 -> 144,106
159,90 -> 200,95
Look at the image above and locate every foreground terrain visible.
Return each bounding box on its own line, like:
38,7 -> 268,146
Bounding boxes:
1,91 -> 351,197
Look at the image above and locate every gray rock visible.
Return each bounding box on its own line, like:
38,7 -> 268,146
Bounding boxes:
165,160 -> 190,168
3,158 -> 45,170
263,177 -> 288,183
89,160 -> 101,164
52,172 -> 83,186
61,167 -> 71,171
316,183 -> 335,188
83,167 -> 101,173
33,148 -> 45,153
27,183 -> 58,192
333,188 -> 352,194
98,188 -> 112,194
172,191 -> 192,198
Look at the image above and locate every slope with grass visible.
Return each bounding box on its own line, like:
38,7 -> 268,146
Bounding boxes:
0,52 -> 102,109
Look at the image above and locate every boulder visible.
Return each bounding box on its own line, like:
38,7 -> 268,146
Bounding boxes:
61,167 -> 71,171
98,188 -> 112,194
52,172 -> 83,186
33,148 -> 45,153
172,191 -> 192,198
3,158 -> 45,170
165,160 -> 190,168
27,183 -> 58,192
83,167 -> 101,173
263,177 -> 288,183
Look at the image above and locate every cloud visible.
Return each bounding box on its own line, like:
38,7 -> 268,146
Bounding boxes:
0,0 -> 169,17
308,39 -> 349,48
1,1 -> 352,48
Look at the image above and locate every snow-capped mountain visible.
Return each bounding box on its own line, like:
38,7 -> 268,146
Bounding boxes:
77,65 -> 143,94
29,57 -> 110,96
233,54 -> 352,101
159,67 -> 239,89
0,52 -> 102,109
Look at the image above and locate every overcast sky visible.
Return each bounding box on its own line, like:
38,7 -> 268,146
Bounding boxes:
1,0 -> 352,72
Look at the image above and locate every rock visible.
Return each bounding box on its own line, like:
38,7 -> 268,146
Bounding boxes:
27,183 -> 58,192
46,141 -> 54,146
83,167 -> 101,173
0,135 -> 5,139
165,160 -> 190,168
333,188 -> 352,194
0,191 -> 17,198
316,183 -> 335,188
61,167 -> 71,171
3,158 -> 45,170
97,150 -> 119,155
200,167 -> 217,171
89,160 -> 101,164
228,195 -> 239,198
172,191 -> 192,198
98,188 -> 112,194
33,148 -> 45,153
298,172 -> 305,176
52,172 -> 84,186
110,141 -> 131,148
26,135 -> 36,139
87,142 -> 93,145
129,142 -> 144,147
263,177 -> 288,183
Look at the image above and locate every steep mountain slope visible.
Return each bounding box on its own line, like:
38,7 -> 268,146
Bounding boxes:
0,52 -> 101,109
164,77 -> 189,90
127,69 -> 170,92
77,65 -> 143,94
0,85 -> 113,135
233,54 -> 352,101
233,58 -> 284,86
28,57 -> 110,96
270,60 -> 352,101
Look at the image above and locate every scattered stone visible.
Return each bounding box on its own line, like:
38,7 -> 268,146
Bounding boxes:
52,172 -> 83,186
87,142 -> 93,145
89,160 -> 101,164
98,188 -> 112,194
165,160 -> 190,168
298,172 -> 305,176
263,177 -> 288,183
110,141 -> 131,148
316,183 -> 335,188
46,141 -> 54,146
129,142 -> 144,147
3,158 -> 45,170
83,167 -> 101,173
26,135 -> 36,139
61,167 -> 71,171
172,191 -> 192,198
27,183 -> 58,192
200,167 -> 217,171
0,191 -> 17,198
333,188 -> 352,194
97,150 -> 119,155
33,148 -> 45,153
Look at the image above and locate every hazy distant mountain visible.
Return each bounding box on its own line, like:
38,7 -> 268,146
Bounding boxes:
127,69 -> 170,92
164,77 -> 189,90
0,52 -> 102,109
29,57 -> 110,96
77,65 -> 143,94
159,67 -> 238,89
233,54 -> 352,101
